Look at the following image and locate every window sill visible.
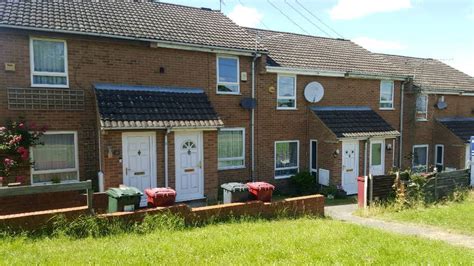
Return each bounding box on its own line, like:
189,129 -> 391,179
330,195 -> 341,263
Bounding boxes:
31,179 -> 80,186
274,175 -> 292,180
416,119 -> 429,122
31,84 -> 69,89
276,108 -> 298,111
218,166 -> 246,171
379,108 -> 395,111
216,92 -> 242,96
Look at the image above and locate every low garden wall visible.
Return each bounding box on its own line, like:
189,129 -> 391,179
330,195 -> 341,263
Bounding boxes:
0,194 -> 325,231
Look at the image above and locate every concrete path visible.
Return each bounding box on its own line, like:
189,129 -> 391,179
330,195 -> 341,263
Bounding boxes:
325,204 -> 474,249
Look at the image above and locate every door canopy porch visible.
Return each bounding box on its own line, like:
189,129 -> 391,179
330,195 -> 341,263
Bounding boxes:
311,106 -> 399,139
95,83 -> 224,130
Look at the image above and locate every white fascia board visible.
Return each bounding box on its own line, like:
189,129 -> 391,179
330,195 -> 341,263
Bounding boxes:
0,24 -> 261,57
420,88 -> 474,96
345,72 -> 408,81
266,66 -> 345,77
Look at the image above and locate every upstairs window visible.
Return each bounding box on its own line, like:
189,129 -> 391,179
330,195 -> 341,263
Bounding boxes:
277,74 -> 296,109
217,56 -> 240,94
416,94 -> 428,121
379,80 -> 394,109
218,128 -> 245,169
30,38 -> 68,88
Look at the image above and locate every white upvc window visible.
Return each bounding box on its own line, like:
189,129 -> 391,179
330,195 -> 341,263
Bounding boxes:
30,131 -> 79,185
217,55 -> 240,94
379,80 -> 394,109
218,128 -> 245,169
412,144 -> 429,172
30,37 -> 69,88
416,94 -> 428,121
275,140 -> 299,179
277,74 -> 297,110
435,144 -> 444,172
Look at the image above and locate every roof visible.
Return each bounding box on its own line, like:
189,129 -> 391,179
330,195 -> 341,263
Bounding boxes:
437,117 -> 474,143
311,106 -> 399,138
378,54 -> 474,92
246,28 -> 409,78
0,1 -> 264,53
95,83 -> 224,129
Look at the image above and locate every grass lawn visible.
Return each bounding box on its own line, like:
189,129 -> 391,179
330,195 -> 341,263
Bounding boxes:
1,217 -> 473,264
372,191 -> 474,236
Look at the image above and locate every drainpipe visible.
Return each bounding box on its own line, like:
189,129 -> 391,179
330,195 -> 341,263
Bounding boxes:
251,53 -> 258,182
364,139 -> 369,176
399,81 -> 405,169
164,128 -> 170,187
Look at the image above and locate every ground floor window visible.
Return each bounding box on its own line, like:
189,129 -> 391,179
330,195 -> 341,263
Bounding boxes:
218,128 -> 245,169
435,144 -> 444,172
31,131 -> 79,184
412,144 -> 429,172
275,140 -> 299,178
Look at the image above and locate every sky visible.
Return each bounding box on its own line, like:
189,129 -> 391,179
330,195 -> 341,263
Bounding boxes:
161,0 -> 474,76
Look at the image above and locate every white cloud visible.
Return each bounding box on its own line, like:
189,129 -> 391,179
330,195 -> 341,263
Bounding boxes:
330,0 -> 412,20
228,4 -> 263,28
352,37 -> 406,52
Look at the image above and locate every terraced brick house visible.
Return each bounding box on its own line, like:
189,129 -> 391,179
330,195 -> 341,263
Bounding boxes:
0,1 -> 471,208
380,54 -> 474,172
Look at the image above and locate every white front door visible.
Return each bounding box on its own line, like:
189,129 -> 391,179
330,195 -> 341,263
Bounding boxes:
122,132 -> 157,207
370,139 -> 385,176
342,141 -> 359,195
175,131 -> 204,202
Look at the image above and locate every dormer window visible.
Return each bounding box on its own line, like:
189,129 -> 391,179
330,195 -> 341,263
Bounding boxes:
30,38 -> 68,88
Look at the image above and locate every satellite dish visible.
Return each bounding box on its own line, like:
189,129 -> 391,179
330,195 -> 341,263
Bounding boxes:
304,82 -> 324,103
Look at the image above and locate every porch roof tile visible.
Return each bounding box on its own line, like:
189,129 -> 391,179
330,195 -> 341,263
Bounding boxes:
95,83 -> 223,129
437,117 -> 474,143
311,106 -> 399,138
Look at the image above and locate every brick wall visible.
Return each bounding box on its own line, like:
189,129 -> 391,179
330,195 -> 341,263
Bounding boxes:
402,92 -> 473,170
255,72 -> 402,188
0,28 -> 252,195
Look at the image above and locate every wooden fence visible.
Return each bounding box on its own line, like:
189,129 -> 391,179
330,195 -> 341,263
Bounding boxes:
424,169 -> 470,201
368,174 -> 397,203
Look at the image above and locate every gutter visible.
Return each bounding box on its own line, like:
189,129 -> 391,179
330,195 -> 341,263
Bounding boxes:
0,24 -> 266,57
164,128 -> 171,187
251,53 -> 257,181
266,66 -> 409,81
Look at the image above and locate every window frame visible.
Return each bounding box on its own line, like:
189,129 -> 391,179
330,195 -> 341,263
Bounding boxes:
216,55 -> 240,95
276,74 -> 297,110
412,144 -> 429,172
30,37 -> 69,88
309,139 -> 318,176
415,94 -> 429,121
30,131 -> 79,185
435,144 -> 444,170
379,80 -> 394,110
217,127 -> 245,170
274,140 -> 300,179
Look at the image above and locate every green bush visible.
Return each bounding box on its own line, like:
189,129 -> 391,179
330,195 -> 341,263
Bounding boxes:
290,171 -> 316,195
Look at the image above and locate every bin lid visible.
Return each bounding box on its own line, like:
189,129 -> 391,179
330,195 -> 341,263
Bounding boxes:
221,182 -> 248,192
145,187 -> 176,197
106,186 -> 143,198
246,182 -> 275,191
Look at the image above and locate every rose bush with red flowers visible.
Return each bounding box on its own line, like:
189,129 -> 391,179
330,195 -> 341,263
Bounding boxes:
0,119 -> 46,185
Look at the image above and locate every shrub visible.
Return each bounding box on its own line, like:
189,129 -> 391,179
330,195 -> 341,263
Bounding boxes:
290,171 -> 316,195
320,185 -> 338,198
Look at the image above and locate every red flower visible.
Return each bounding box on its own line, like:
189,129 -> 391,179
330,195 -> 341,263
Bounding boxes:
18,123 -> 25,129
17,147 -> 29,160
3,158 -> 15,167
0,127 -> 5,132
8,135 -> 22,145
29,122 -> 37,130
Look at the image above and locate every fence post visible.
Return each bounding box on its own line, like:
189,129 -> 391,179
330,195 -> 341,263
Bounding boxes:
434,173 -> 438,200
369,174 -> 373,205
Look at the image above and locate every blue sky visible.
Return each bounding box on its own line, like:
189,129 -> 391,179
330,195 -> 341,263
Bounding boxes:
162,0 -> 474,76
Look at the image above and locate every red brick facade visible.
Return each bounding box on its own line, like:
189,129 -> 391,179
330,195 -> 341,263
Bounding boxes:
1,27 -> 471,205
401,92 -> 473,170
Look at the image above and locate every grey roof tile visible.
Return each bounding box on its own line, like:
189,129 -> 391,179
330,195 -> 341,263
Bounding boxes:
378,54 -> 474,92
95,83 -> 223,129
437,117 -> 474,142
246,28 -> 408,77
0,1 -> 265,52
311,106 -> 399,138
